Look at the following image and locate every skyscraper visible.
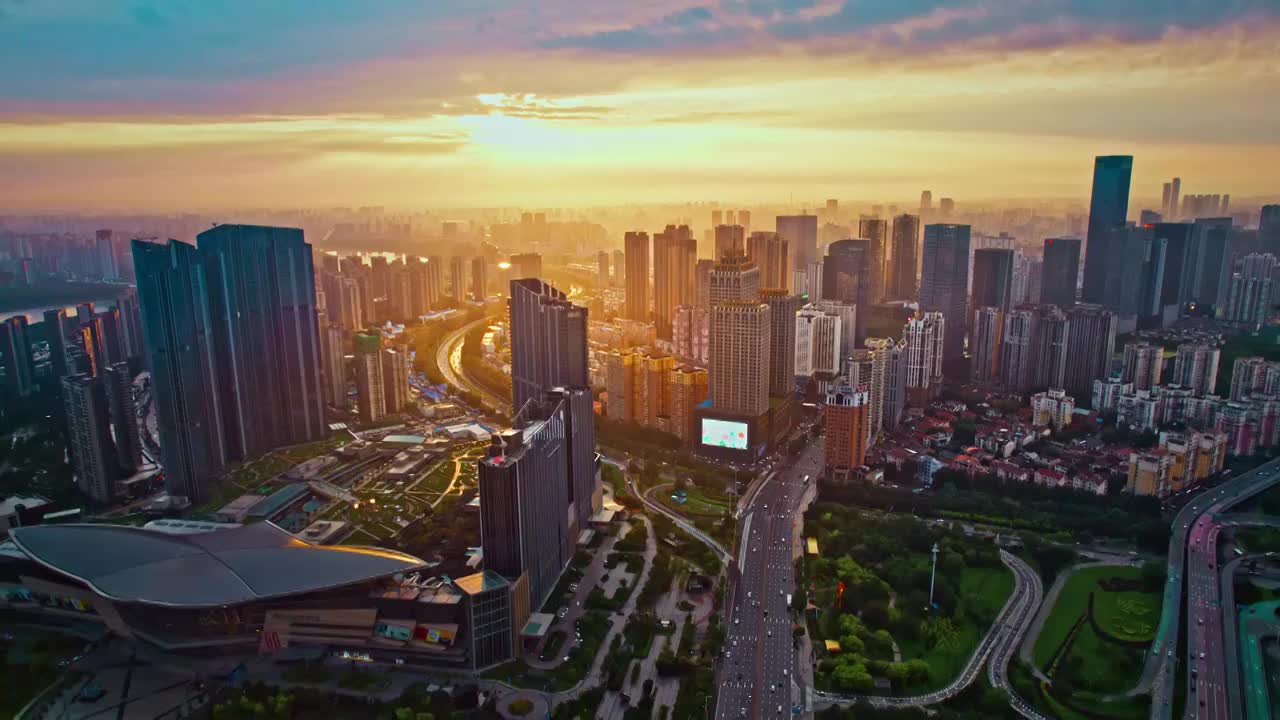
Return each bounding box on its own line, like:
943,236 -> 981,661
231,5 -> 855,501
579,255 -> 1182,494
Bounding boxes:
1224,253 -> 1278,330
116,287 -> 145,361
1082,155 -> 1133,304
821,239 -> 871,344
824,384 -> 870,478
776,215 -> 818,276
104,362 -> 143,475
972,248 -> 1015,313
198,224 -> 326,459
42,308 -> 70,388
1188,218 -> 1233,314
794,305 -> 842,379
1033,304 -> 1070,392
920,191 -> 933,211
510,252 -> 543,280
889,214 -> 920,300
1260,205 -> 1280,256
132,239 -> 227,502
747,231 -> 790,290
450,256 -> 467,300
318,311 -> 347,408
354,332 -> 386,423
858,217 -> 889,304
709,254 -> 760,305
382,346 -> 409,415
1122,342 -> 1164,391
62,373 -> 117,503
0,316 -> 33,399
1063,304 -> 1117,402
920,224 -> 971,366
1000,306 -> 1038,394
761,290 -> 801,397
714,224 -> 746,261
470,257 -> 487,302
624,231 -> 650,322
653,224 -> 697,341
866,337 -> 907,430
709,302 -> 771,417
597,251 -> 610,287
903,312 -> 945,402
970,306 -> 1003,384
1172,343 -> 1220,397
1040,238 -> 1081,308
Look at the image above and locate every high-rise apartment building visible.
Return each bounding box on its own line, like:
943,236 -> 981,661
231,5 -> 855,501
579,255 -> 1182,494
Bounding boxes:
794,305 -> 842,379
709,302 -> 771,417
670,366 -> 709,445
1031,388 -> 1076,430
470,257 -> 487,302
972,248 -> 1014,313
382,347 -> 409,415
858,217 -> 889,304
695,259 -> 715,308
866,337 -> 907,430
1040,237 -> 1081,308
450,256 -> 467,300
597,251 -> 610,288
1082,155 -> 1133,304
1122,342 -> 1164,391
970,307 -> 1003,384
672,305 -> 710,364
198,224 -> 326,459
104,362 -> 142,475
611,250 -> 625,287
1188,218 -> 1234,314
510,252 -> 543,280
1172,343 -> 1220,397
1063,304 -> 1117,402
132,239 -> 227,502
116,287 -> 145,361
824,384 -> 870,478
709,255 -> 760,305
889,214 -> 920,300
761,290 -> 801,397
605,351 -> 637,422
903,312 -> 945,402
1224,253 -> 1278,330
653,225 -> 697,340
920,224 -> 971,366
624,232 -> 650,322
849,347 -> 885,438
354,332 -> 387,423
1033,304 -> 1070,392
637,352 -> 675,430
0,316 -> 33,399
1000,306 -> 1038,394
62,373 -> 117,502
776,215 -> 818,275
508,279 -> 589,412
318,312 -> 347,408
43,309 -> 71,389
747,231 -> 790,290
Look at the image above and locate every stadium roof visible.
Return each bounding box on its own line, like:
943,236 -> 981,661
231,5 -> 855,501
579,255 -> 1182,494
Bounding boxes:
10,522 -> 426,608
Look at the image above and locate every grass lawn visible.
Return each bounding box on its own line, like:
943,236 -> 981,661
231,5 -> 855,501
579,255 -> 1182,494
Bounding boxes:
1061,624 -> 1147,694
1093,586 -> 1160,642
1032,565 -> 1145,669
897,566 -> 1013,691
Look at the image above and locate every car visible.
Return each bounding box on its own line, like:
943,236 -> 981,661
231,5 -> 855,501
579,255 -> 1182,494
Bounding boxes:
1199,652 -> 1205,659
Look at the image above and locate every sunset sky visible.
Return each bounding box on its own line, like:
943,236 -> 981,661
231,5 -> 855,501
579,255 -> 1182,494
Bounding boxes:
2,1 -> 1278,210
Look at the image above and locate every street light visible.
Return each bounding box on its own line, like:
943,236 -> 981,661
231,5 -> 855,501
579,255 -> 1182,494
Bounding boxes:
928,542 -> 940,609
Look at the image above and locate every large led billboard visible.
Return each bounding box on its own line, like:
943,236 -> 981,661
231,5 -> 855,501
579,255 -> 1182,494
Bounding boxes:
701,418 -> 749,450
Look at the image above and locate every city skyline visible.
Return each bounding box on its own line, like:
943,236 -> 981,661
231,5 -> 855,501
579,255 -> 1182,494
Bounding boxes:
2,2 -> 1279,209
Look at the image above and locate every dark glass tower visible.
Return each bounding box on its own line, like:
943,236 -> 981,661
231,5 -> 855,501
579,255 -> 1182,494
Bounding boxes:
132,239 -> 227,502
972,248 -> 1014,311
821,239 -> 872,343
920,224 -> 972,366
197,224 -> 326,459
1040,237 -> 1081,308
1082,155 -> 1133,304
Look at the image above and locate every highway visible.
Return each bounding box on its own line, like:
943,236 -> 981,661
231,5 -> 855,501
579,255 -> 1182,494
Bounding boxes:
434,317 -> 512,416
716,440 -> 822,720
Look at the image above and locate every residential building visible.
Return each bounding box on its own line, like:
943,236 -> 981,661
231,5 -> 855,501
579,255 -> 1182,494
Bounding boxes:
972,248 -> 1014,313
1172,343 -> 1220,397
1093,376 -> 1131,414
821,239 -> 871,343
903,312 -> 945,403
1223,253 -> 1278,330
670,366 -> 709,445
450,256 -> 467,301
867,337 -> 907,430
0,317 -> 33,399
794,305 -> 842,379
62,374 -> 117,503
714,224 -> 746,261
354,332 -> 386,423
508,279 -> 589,412
1033,304 -> 1070,392
709,302 -> 771,417
1122,342 -> 1164,390
1031,388 -> 1075,430
653,225 -> 697,340
1000,306 -> 1038,394
637,353 -> 676,431
604,351 -> 637,422
1229,357 -> 1280,401
1062,304 -> 1116,403
104,362 -> 142,475
672,304 -> 710,364
1127,449 -> 1172,497
747,231 -> 789,291
1040,237 -> 1081,308
382,347 -> 409,415
761,290 -> 801,397
825,384 -> 871,480
971,307 -> 1003,384
710,254 -> 760,305
470,257 -> 487,302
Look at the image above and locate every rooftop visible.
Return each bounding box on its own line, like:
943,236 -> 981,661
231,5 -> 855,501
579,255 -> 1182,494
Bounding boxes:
10,522 -> 426,608
452,570 -> 509,596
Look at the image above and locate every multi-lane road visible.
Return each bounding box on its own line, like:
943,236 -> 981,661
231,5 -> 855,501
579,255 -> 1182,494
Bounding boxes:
717,441 -> 823,719
435,318 -> 512,415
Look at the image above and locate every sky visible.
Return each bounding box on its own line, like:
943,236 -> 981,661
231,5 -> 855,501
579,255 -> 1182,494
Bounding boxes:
1,0 -> 1278,211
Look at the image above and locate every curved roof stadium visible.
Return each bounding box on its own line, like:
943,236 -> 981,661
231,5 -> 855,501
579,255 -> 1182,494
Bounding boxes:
10,522 -> 427,608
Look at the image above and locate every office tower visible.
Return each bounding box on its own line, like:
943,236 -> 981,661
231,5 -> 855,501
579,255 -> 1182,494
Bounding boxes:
903,313 -> 945,400
132,239 -> 227,502
1171,178 -> 1182,218
1000,306 -> 1038,394
672,304 -> 710,364
1224,253 -> 1278,330
761,290 -> 801,397
318,311 -> 347,408
824,384 -> 870,476
821,239 -> 871,343
116,287 -> 145,361
1260,206 -> 1280,256
972,248 -> 1014,314
709,302 -> 771,417
1172,344 -> 1220,397
1033,304 -> 1070,392
714,224 -> 746,261
103,362 -> 142,475
747,231 -> 790,290
812,300 -> 855,359
920,224 -> 971,366
382,346 -> 409,415
1162,182 -> 1173,217
74,313 -> 106,377
1082,155 -> 1134,304
970,307 -> 1003,384
62,373 -> 118,502
198,224 -> 326,458
711,209 -> 723,228
95,229 -> 119,280
354,332 -> 386,423
1063,304 -> 1117,402
920,191 -> 933,211
653,224 -> 697,341
695,259 -> 715,308
470,257 -> 487,302
611,250 -> 625,286
889,214 -> 920,300
1122,342 -> 1164,390
777,214 -> 818,274
805,260 -> 824,302
1150,223 -> 1194,312
449,256 -> 467,301
1188,218 -> 1233,313
605,351 -> 637,422
939,198 -> 955,217
98,307 -> 125,364
508,278 -> 589,412
597,251 -> 610,287
43,308 -> 71,386
0,317 -> 33,398
637,352 -> 675,429
858,217 -> 889,303
510,252 -> 543,281
1040,238 -> 1081,308
794,305 -> 842,379
624,231 -> 650,322
670,366 -> 709,445
709,254 -> 760,305
478,398 -> 571,613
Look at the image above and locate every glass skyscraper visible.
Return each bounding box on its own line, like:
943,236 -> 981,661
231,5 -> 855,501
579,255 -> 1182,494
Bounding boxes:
1082,155 -> 1133,304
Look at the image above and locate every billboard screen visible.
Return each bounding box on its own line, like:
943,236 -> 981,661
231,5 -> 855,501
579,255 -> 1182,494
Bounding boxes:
701,418 -> 749,450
